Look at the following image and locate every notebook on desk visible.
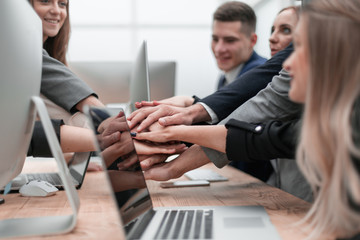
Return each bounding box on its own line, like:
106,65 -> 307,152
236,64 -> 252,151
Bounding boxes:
4,151 -> 91,191
84,106 -> 281,240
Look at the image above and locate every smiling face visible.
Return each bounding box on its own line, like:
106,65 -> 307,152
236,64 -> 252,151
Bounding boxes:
211,20 -> 256,72
283,18 -> 309,103
32,0 -> 68,42
269,8 -> 298,57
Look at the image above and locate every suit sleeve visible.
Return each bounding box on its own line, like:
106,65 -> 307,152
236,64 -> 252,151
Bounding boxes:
41,49 -> 97,113
199,44 -> 293,122
225,119 -> 300,163
28,119 -> 64,157
202,68 -> 303,168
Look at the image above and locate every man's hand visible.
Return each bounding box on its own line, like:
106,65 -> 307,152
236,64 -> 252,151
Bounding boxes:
135,96 -> 194,108
97,118 -> 128,150
101,133 -> 134,168
128,104 -> 207,132
97,111 -> 125,134
143,145 -> 211,181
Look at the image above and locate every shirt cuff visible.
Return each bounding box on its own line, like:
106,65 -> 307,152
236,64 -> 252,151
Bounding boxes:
197,102 -> 219,124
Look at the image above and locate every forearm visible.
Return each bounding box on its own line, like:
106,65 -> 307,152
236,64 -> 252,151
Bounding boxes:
170,125 -> 227,152
225,119 -> 299,162
60,125 -> 96,153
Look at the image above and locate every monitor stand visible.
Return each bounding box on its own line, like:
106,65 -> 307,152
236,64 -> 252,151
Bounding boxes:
0,96 -> 80,238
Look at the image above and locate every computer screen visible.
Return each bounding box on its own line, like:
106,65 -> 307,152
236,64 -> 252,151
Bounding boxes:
69,61 -> 176,105
0,0 -> 42,189
129,40 -> 150,112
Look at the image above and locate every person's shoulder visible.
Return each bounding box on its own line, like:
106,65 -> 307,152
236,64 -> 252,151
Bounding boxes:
42,48 -> 65,67
243,51 -> 267,71
253,50 -> 267,62
252,50 -> 267,63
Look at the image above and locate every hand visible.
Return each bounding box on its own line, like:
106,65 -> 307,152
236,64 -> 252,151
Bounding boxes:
138,154 -> 170,170
117,140 -> 187,170
118,154 -> 171,171
101,132 -> 134,168
135,96 -> 194,108
127,104 -> 195,132
134,124 -> 177,143
94,112 -> 129,151
134,139 -> 187,155
143,145 -> 211,181
97,111 -> 125,134
108,170 -> 146,192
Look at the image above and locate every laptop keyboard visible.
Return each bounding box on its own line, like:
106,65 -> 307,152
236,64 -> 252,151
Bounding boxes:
27,173 -> 63,186
154,209 -> 213,239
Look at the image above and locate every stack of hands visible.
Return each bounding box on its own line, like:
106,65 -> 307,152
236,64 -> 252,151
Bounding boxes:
96,97 -> 215,184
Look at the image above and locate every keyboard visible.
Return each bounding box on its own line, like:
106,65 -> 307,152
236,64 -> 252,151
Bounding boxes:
27,173 -> 63,186
155,209 -> 213,239
184,169 -> 228,182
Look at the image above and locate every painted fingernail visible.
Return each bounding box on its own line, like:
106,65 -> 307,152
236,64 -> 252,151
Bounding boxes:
130,132 -> 137,137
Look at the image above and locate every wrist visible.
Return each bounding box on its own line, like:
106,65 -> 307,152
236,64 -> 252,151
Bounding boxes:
166,125 -> 179,141
187,104 -> 210,124
183,96 -> 195,107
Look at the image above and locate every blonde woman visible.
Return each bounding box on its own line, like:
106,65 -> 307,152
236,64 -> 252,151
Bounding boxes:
283,0 -> 360,239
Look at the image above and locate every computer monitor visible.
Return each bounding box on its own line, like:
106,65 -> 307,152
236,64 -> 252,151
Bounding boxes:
149,61 -> 176,103
129,40 -> 150,112
68,61 -> 176,105
0,1 -> 80,238
0,0 -> 42,190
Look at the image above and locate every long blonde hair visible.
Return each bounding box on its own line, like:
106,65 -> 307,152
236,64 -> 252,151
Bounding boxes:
297,0 -> 360,238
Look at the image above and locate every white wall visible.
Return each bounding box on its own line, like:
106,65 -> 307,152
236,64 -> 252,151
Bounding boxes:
68,0 -> 297,99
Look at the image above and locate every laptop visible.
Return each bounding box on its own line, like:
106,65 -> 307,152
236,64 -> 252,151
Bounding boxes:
108,40 -> 150,115
84,106 -> 281,240
4,151 -> 91,191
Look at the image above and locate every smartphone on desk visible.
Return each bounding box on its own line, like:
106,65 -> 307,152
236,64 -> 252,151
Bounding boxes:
160,180 -> 210,188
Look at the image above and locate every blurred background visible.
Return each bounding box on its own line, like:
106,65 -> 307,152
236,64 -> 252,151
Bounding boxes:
68,0 -> 300,100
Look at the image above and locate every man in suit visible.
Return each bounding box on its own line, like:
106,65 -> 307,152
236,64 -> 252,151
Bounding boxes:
211,2 -> 266,90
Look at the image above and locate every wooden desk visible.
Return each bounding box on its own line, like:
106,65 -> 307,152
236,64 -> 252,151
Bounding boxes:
0,159 -> 125,240
147,163 -> 320,240
1,160 -> 326,240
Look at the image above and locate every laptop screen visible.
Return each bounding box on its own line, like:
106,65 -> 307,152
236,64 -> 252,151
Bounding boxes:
68,151 -> 91,187
85,106 -> 152,227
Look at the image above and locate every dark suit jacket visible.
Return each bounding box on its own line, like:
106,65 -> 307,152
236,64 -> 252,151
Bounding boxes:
217,51 -> 267,90
201,43 -> 294,122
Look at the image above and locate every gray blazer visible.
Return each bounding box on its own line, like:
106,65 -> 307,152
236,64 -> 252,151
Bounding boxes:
202,69 -> 313,202
40,49 -> 96,113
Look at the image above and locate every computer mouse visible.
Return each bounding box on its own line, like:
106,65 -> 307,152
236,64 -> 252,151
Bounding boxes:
19,180 -> 58,197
